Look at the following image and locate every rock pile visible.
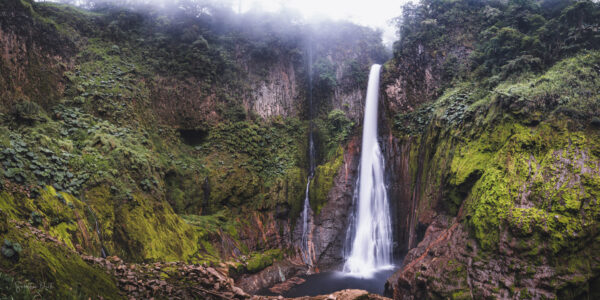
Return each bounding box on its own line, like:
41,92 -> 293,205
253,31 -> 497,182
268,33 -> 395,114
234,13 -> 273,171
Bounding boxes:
82,255 -> 250,299
250,289 -> 391,300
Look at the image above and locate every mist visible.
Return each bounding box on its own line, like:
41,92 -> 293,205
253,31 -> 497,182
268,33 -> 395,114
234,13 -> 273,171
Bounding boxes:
37,0 -> 401,47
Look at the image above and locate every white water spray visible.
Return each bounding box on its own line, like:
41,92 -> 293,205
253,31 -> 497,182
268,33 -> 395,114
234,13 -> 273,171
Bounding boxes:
343,64 -> 393,278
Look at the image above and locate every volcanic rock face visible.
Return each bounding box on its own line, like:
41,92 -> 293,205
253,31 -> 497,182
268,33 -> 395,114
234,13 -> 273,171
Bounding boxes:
378,3 -> 600,297
288,135 -> 361,272
310,137 -> 361,270
388,213 -> 600,299
248,58 -> 300,119
380,111 -> 600,299
380,77 -> 600,299
0,5 -> 73,110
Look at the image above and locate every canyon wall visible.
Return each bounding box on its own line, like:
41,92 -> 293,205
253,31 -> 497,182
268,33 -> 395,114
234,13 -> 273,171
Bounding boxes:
379,0 -> 600,299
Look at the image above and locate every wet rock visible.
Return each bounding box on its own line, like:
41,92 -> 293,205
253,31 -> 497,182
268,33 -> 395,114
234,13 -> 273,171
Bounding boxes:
237,259 -> 308,294
295,135 -> 361,271
251,289 -> 390,300
268,276 -> 306,295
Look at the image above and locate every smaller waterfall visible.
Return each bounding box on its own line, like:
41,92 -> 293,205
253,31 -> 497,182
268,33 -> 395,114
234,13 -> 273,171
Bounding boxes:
343,64 -> 393,278
87,206 -> 109,258
300,39 -> 315,268
301,180 -> 312,266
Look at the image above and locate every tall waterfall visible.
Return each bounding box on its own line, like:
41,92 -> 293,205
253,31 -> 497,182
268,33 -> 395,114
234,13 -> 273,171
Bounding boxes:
300,41 -> 315,268
343,64 -> 393,278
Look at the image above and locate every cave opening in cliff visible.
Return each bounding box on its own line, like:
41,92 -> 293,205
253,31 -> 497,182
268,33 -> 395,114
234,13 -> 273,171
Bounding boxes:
178,128 -> 209,146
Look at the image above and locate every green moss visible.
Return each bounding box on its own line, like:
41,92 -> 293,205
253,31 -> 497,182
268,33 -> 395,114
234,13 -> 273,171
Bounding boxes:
48,222 -> 78,249
309,146 -> 344,214
447,115 -> 599,254
451,290 -> 471,300
0,218 -> 122,299
113,193 -> 198,262
0,191 -> 33,219
246,249 -> 283,273
0,187 -> 101,255
281,166 -> 308,226
181,211 -> 241,243
199,240 -> 221,263
83,186 -> 115,252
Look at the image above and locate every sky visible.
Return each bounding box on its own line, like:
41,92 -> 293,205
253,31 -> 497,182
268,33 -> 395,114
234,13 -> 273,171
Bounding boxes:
236,0 -> 408,46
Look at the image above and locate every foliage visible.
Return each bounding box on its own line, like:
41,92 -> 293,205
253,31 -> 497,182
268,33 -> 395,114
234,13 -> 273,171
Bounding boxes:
394,104 -> 434,135
394,0 -> 600,83
0,0 -> 388,296
205,119 -> 306,179
313,58 -> 338,98
390,1 -> 600,293
317,110 -> 354,160
326,110 -> 353,141
0,272 -> 35,300
11,101 -> 44,125
28,211 -> 43,226
1,239 -> 22,259
388,47 -> 600,297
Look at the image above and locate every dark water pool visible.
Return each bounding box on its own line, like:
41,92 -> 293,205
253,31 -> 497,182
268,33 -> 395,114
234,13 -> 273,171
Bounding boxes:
280,267 -> 398,297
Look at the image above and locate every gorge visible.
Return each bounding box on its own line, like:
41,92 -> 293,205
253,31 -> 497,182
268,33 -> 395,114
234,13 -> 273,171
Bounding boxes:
0,0 -> 600,299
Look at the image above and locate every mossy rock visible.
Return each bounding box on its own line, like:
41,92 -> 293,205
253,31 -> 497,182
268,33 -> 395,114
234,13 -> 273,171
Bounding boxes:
0,220 -> 122,299
113,192 -> 199,262
245,249 -> 283,273
310,146 -> 344,215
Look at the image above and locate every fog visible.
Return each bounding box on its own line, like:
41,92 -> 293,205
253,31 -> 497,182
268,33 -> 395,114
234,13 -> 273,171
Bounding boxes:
40,0 -> 406,46
237,0 -> 405,46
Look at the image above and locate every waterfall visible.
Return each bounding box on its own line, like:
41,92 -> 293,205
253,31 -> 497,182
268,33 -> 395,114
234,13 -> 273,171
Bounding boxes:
301,180 -> 312,266
87,205 -> 109,258
300,40 -> 315,268
343,64 -> 393,278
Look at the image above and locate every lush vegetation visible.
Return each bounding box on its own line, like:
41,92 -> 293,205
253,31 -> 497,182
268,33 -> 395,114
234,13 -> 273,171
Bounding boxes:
0,0 -> 386,298
395,0 -> 600,82
386,0 -> 600,298
3,0 -> 598,298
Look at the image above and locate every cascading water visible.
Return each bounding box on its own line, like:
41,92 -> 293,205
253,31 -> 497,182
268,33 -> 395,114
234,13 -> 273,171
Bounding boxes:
86,205 -> 108,258
300,41 -> 315,268
300,179 -> 312,266
271,64 -> 395,298
343,64 -> 393,278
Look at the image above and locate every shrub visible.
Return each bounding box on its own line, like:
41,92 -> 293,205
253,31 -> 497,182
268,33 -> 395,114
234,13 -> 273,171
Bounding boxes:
1,240 -> 22,259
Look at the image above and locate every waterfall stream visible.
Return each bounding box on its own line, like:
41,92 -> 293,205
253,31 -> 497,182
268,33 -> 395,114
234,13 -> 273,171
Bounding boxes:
300,41 -> 315,268
300,179 -> 313,266
261,64 -> 395,298
87,205 -> 109,258
343,64 -> 393,278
